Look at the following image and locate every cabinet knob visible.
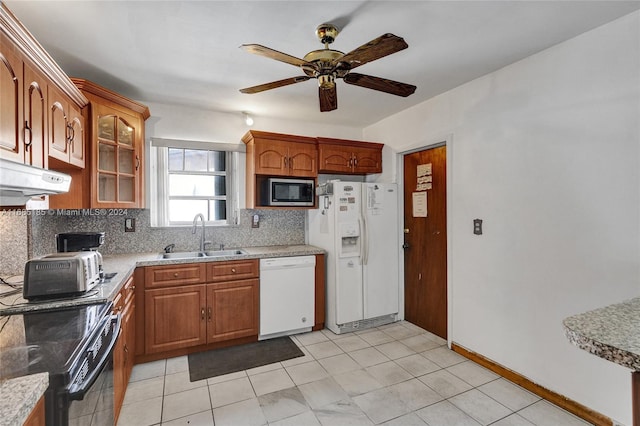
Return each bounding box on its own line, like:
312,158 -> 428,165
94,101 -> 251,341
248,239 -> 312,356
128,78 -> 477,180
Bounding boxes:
173,272 -> 179,277
131,285 -> 136,290
231,268 -> 236,273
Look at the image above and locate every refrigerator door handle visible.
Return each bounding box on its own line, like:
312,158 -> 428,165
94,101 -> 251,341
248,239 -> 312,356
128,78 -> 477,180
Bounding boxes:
360,213 -> 369,265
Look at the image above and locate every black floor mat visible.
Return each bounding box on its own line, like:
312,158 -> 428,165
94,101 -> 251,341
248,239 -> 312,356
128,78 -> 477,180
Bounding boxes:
187,336 -> 304,382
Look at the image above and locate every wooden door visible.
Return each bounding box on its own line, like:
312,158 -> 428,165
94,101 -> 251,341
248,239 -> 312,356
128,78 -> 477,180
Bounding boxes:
24,65 -> 47,169
144,285 -> 207,353
352,146 -> 382,174
0,35 -> 23,163
67,105 -> 84,168
318,144 -> 353,174
254,139 -> 288,176
403,145 -> 447,339
206,279 -> 259,343
287,142 -> 317,177
48,86 -> 69,162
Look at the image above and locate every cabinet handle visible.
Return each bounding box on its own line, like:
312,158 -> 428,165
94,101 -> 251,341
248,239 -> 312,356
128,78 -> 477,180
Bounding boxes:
201,308 -> 206,320
283,156 -> 288,168
135,155 -> 140,171
207,307 -> 212,321
288,156 -> 292,170
24,121 -> 33,149
66,123 -> 75,144
353,157 -> 358,166
231,268 -> 236,273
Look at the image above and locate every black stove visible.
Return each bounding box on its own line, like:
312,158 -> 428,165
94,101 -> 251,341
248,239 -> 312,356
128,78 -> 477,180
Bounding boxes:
0,302 -> 120,425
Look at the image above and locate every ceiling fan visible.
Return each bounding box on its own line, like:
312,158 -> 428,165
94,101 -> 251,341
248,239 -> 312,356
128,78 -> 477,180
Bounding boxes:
239,24 -> 416,112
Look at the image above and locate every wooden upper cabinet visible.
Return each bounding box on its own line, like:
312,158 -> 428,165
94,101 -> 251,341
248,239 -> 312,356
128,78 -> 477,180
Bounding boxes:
72,78 -> 150,209
24,65 -> 47,169
317,137 -> 383,175
67,105 -> 84,167
0,33 -> 23,163
243,130 -> 318,178
47,75 -> 85,169
1,3 -> 88,173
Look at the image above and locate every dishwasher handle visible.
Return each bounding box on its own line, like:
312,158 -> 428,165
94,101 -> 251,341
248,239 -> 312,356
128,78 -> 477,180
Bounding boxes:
260,256 -> 316,270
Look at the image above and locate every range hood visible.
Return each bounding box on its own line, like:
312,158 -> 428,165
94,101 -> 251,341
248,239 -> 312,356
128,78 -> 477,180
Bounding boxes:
0,158 -> 71,206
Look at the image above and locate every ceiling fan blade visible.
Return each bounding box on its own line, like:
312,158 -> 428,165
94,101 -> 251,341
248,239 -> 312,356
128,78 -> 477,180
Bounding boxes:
240,76 -> 311,94
319,85 -> 337,112
240,44 -> 308,67
338,34 -> 408,70
343,73 -> 416,97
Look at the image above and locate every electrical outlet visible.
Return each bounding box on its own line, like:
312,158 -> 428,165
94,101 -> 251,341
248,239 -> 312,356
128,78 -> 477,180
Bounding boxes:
473,219 -> 483,235
252,214 -> 260,228
125,218 -> 136,232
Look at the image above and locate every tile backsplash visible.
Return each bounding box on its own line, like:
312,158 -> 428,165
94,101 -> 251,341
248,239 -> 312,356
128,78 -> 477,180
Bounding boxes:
0,208 -> 306,275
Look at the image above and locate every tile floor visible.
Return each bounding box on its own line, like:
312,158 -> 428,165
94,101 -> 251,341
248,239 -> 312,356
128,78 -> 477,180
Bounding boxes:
117,321 -> 592,426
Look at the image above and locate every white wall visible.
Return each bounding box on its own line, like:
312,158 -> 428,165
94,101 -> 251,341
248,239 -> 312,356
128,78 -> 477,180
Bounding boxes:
144,103 -> 363,144
364,11 -> 640,426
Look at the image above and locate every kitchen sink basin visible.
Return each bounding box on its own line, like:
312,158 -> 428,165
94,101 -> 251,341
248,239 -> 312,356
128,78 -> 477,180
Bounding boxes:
203,249 -> 248,257
161,249 -> 247,259
161,251 -> 205,259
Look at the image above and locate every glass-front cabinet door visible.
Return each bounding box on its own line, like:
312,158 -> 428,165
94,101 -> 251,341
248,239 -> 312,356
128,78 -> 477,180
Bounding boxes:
95,104 -> 142,207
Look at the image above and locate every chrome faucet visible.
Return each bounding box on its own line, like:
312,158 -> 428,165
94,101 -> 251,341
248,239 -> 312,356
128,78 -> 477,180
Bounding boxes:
192,213 -> 207,252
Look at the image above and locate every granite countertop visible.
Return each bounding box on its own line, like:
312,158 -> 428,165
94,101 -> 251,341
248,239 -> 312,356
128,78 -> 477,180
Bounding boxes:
563,297 -> 640,371
0,244 -> 324,315
0,373 -> 48,426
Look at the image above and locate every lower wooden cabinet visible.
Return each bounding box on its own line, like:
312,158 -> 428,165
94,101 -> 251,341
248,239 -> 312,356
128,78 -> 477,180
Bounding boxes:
144,260 -> 260,355
23,395 -> 45,426
113,275 -> 136,423
144,284 -> 207,354
206,279 -> 259,342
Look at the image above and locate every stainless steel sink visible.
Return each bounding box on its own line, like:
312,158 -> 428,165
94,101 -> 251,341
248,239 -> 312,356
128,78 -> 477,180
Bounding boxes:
203,249 -> 248,257
161,249 -> 247,259
161,251 -> 205,259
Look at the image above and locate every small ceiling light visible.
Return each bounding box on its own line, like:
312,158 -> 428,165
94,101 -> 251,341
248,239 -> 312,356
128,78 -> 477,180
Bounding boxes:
243,112 -> 254,126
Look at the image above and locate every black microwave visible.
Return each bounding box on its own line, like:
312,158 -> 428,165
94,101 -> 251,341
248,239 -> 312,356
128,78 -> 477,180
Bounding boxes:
260,178 -> 315,206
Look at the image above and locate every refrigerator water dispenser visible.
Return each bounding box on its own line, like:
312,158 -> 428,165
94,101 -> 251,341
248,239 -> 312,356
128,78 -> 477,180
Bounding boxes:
339,222 -> 360,257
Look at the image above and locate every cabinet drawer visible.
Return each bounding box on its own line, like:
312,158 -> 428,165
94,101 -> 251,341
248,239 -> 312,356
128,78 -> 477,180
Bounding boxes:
206,259 -> 259,282
121,275 -> 136,305
145,263 -> 206,289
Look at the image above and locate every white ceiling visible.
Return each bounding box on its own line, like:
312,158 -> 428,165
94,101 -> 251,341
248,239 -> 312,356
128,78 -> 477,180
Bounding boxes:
6,1 -> 640,128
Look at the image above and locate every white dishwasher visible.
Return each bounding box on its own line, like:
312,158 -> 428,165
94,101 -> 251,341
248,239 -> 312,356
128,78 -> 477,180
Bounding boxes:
259,256 -> 316,340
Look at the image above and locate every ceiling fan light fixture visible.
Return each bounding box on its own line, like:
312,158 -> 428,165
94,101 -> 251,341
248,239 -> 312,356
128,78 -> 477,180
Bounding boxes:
242,111 -> 254,126
318,74 -> 335,89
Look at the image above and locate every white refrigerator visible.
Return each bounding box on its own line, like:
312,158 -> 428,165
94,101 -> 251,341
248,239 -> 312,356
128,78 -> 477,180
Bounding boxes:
307,181 -> 400,334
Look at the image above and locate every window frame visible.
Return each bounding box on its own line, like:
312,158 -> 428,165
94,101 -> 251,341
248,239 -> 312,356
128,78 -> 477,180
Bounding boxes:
150,139 -> 243,228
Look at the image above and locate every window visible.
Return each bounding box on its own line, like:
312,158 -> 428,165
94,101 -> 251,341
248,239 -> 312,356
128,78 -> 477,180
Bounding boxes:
150,139 -> 243,227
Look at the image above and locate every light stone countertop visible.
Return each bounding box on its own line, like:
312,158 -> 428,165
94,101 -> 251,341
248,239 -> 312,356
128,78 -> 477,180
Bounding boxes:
0,373 -> 48,426
563,297 -> 640,371
0,244 -> 324,314
0,244 -> 325,421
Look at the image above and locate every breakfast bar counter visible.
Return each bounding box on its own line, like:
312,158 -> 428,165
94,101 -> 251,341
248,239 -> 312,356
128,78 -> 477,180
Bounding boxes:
0,373 -> 48,426
563,297 -> 640,425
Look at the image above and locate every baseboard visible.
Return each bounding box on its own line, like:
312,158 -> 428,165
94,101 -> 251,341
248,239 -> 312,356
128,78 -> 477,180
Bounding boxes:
451,342 -> 612,426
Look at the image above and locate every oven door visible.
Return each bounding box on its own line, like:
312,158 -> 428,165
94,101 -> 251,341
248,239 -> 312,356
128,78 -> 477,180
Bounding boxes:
64,314 -> 120,426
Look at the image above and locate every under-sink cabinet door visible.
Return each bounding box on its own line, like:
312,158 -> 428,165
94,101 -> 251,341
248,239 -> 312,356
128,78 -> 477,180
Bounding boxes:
145,284 -> 207,354
206,279 -> 259,343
